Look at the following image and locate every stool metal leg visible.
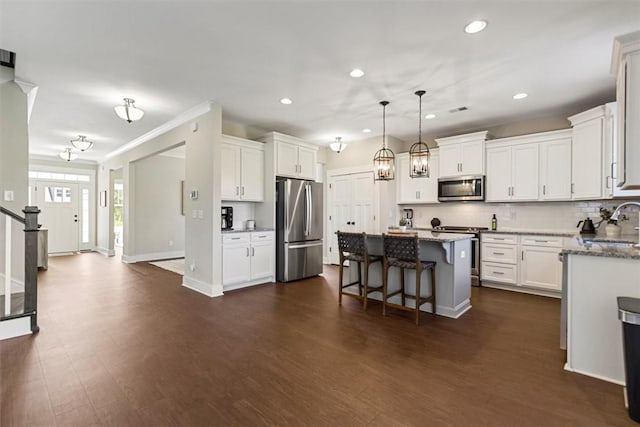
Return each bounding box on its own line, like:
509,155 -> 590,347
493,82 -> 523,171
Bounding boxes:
338,258 -> 344,305
382,260 -> 388,316
357,261 -> 363,297
363,261 -> 369,311
415,266 -> 421,325
400,268 -> 406,307
431,267 -> 437,315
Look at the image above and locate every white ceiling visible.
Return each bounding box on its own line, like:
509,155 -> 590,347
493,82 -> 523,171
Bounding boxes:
1,1 -> 639,163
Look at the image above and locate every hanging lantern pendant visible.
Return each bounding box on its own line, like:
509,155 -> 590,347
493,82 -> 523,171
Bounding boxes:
409,90 -> 431,178
373,100 -> 395,181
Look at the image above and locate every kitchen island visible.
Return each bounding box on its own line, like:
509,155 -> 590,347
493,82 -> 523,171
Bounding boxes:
347,231 -> 473,318
561,235 -> 640,386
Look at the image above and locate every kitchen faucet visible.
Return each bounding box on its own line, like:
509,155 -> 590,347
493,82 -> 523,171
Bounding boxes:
610,201 -> 640,248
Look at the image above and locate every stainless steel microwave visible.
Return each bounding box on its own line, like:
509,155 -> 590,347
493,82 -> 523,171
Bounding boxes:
438,175 -> 485,201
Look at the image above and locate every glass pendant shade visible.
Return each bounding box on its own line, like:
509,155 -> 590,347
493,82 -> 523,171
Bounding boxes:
409,90 -> 430,178
330,137 -> 347,153
114,98 -> 144,123
59,148 -> 78,162
70,135 -> 93,151
373,100 -> 395,181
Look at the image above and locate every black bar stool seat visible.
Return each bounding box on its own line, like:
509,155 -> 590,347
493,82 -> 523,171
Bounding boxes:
337,231 -> 383,311
382,233 -> 436,325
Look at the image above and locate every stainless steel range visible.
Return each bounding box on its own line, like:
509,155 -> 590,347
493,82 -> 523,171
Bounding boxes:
432,225 -> 488,286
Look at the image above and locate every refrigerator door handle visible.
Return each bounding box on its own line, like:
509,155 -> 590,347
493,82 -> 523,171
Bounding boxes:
307,183 -> 313,237
288,241 -> 323,249
304,183 -> 311,236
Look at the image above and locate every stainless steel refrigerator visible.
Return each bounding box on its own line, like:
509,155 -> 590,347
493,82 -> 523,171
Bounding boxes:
276,178 -> 323,282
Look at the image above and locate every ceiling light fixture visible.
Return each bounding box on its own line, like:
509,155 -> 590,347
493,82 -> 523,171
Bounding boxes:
70,135 -> 93,151
425,113 -> 436,120
362,128 -> 372,133
349,69 -> 365,78
114,98 -> 144,123
59,147 -> 78,162
409,90 -> 430,178
464,20 -> 487,34
330,136 -> 347,153
280,98 -> 293,105
373,101 -> 395,181
513,92 -> 528,100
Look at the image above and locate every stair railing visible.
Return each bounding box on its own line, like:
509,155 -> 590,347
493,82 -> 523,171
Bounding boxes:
0,205 -> 40,332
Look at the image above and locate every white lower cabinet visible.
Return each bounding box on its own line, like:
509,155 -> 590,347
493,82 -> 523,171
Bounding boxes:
481,233 -> 563,295
222,231 -> 274,290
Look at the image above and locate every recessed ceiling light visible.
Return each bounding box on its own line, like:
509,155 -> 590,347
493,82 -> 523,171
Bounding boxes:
280,98 -> 293,105
349,69 -> 365,78
513,92 -> 528,100
425,113 -> 436,119
464,20 -> 487,34
362,128 -> 372,133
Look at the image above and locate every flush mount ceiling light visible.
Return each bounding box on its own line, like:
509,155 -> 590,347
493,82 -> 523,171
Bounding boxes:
409,90 -> 431,178
349,69 -> 365,78
464,20 -> 487,34
70,135 -> 93,151
114,98 -> 144,123
362,128 -> 372,133
280,98 -> 293,105
330,136 -> 347,153
59,147 -> 78,162
513,92 -> 528,100
373,100 -> 395,181
425,113 -> 436,120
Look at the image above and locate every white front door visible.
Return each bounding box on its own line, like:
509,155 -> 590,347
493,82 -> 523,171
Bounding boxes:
34,181 -> 80,253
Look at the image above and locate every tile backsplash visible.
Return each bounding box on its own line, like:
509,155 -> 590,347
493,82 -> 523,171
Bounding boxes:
403,200 -> 640,235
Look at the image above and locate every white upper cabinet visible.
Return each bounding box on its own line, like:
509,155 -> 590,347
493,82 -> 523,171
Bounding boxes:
267,134 -> 318,180
612,32 -> 640,190
540,135 -> 572,200
221,135 -> 265,202
486,130 -> 571,202
396,150 -> 439,204
568,111 -> 604,200
436,131 -> 488,178
486,143 -> 539,202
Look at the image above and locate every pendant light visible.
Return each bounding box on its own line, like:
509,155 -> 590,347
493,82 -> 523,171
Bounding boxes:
59,147 -> 78,162
70,135 -> 93,151
409,90 -> 430,178
373,100 -> 395,181
330,136 -> 347,153
114,98 -> 144,123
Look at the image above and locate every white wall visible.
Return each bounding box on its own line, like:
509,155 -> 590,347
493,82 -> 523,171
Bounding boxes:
0,79 -> 29,289
132,154 -> 185,259
97,104 -> 223,297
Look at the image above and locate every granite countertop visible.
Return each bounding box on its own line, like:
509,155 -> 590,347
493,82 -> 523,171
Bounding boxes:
374,230 -> 473,242
222,227 -> 274,234
481,229 -> 575,237
560,235 -> 640,260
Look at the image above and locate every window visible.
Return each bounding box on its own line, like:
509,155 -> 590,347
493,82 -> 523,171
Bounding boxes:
44,186 -> 72,203
29,171 -> 90,182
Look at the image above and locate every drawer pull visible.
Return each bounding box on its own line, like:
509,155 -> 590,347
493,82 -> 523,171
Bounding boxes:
534,240 -> 549,243
493,271 -> 505,275
231,237 -> 241,240
492,252 -> 505,255
493,238 -> 505,241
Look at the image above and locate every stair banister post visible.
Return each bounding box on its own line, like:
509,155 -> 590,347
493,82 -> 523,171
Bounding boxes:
23,206 -> 40,333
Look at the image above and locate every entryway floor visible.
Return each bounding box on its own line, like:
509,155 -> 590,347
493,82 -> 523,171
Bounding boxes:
0,253 -> 634,426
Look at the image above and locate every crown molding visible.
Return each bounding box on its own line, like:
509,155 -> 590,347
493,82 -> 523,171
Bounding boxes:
103,100 -> 214,161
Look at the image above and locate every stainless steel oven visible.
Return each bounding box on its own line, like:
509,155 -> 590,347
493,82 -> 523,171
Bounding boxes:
432,226 -> 486,286
438,175 -> 484,202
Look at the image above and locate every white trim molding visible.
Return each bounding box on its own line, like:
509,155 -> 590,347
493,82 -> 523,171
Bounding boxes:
0,316 -> 31,341
96,246 -> 115,257
0,273 -> 25,294
105,101 -> 214,160
121,250 -> 185,264
182,276 -> 223,298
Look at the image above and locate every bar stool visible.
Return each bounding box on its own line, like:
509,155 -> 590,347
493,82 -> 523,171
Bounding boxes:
336,231 -> 383,311
382,234 -> 436,325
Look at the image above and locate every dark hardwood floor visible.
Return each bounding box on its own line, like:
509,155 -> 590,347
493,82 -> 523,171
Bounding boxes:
0,253 -> 635,426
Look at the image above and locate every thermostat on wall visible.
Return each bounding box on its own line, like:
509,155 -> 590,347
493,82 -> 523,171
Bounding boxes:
190,190 -> 198,200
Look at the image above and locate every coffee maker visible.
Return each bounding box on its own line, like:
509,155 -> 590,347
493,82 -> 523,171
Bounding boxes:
403,208 -> 414,228
221,206 -> 233,230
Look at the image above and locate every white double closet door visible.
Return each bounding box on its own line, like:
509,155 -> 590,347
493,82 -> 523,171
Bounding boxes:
327,171 -> 378,265
33,181 -> 80,253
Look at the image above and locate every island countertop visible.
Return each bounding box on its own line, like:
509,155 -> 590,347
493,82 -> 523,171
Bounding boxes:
560,235 -> 640,260
375,230 -> 474,242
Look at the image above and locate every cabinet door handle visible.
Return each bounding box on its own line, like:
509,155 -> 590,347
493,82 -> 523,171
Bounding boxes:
236,186 -> 239,195
241,186 -> 245,196
543,185 -> 546,195
251,247 -> 255,256
571,183 -> 575,194
246,248 -> 250,257
521,250 -> 524,261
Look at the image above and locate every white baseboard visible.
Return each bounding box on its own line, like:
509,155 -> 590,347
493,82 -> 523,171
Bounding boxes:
0,316 -> 31,340
96,246 -> 115,257
563,362 -> 625,386
122,250 -> 185,264
182,275 -> 223,298
223,277 -> 274,292
0,273 -> 25,295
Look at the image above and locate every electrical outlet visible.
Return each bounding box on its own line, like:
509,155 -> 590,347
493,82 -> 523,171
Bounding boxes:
168,240 -> 174,247
189,263 -> 196,272
461,250 -> 466,259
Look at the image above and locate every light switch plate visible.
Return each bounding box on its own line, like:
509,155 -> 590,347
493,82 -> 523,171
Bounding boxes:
3,190 -> 14,202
